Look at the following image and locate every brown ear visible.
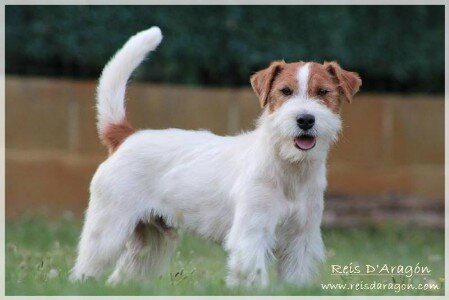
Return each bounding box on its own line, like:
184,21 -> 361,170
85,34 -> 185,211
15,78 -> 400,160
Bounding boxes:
324,61 -> 362,103
250,61 -> 285,108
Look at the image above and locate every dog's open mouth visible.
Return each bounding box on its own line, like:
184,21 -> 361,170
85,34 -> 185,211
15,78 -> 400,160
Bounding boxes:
294,135 -> 316,151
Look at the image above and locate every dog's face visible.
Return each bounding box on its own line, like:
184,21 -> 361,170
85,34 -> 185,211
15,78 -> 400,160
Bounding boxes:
251,61 -> 361,163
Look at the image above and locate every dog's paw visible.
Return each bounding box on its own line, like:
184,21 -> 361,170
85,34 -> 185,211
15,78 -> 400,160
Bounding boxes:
68,271 -> 86,283
226,268 -> 268,289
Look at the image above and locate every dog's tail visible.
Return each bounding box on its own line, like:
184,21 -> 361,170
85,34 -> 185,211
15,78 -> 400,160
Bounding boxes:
96,27 -> 163,153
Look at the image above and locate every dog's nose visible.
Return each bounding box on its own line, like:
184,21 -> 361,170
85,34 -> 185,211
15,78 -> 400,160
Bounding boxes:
297,114 -> 315,130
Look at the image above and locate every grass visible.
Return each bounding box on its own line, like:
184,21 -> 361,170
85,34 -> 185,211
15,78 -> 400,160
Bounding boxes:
6,213 -> 445,296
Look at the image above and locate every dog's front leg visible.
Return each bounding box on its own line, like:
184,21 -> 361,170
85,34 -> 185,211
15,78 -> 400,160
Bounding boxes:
277,225 -> 325,285
276,192 -> 325,285
224,189 -> 283,288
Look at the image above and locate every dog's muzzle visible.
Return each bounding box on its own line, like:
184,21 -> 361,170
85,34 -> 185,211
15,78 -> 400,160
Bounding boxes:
295,114 -> 317,150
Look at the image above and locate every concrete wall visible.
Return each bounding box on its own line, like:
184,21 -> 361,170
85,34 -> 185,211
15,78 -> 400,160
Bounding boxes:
6,76 -> 444,221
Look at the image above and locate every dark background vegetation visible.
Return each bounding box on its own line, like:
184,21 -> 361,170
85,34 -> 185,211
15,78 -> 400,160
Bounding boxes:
6,5 -> 444,93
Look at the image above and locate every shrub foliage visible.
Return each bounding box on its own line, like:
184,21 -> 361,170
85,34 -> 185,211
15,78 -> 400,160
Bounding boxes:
6,6 -> 444,92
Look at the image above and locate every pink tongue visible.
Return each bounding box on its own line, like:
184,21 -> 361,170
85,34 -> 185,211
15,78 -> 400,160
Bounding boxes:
295,136 -> 316,150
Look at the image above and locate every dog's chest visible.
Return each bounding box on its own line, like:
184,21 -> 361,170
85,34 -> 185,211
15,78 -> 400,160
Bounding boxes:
278,169 -> 325,229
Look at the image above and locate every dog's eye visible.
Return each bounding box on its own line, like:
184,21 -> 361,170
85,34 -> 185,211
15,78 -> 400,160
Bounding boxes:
280,87 -> 293,96
317,88 -> 329,96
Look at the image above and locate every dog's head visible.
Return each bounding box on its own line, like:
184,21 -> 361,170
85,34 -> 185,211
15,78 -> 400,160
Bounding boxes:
251,61 -> 361,163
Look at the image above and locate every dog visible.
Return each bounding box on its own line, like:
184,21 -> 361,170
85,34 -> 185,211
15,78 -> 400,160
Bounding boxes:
70,26 -> 361,287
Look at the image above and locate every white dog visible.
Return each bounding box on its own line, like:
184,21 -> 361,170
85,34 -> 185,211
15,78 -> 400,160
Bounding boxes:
70,27 -> 361,287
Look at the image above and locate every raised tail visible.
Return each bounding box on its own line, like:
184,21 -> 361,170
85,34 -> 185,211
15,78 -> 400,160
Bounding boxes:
96,26 -> 163,153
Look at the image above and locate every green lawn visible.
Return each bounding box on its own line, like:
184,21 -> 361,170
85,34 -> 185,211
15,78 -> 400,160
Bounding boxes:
6,213 -> 445,296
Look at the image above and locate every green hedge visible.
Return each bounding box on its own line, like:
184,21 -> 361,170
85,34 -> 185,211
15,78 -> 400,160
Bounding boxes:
6,5 -> 444,93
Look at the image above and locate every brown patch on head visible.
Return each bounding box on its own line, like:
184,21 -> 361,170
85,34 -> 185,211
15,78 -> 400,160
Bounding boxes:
250,60 -> 285,109
307,63 -> 343,113
251,60 -> 362,114
308,62 -> 362,113
101,117 -> 135,154
324,61 -> 362,104
250,61 -> 304,112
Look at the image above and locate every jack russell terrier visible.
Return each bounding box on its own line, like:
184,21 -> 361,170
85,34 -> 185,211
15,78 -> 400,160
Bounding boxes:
70,26 -> 361,287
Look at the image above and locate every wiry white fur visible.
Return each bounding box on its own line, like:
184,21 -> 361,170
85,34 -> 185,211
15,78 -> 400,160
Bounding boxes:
298,63 -> 310,98
71,29 -> 342,288
96,27 -> 162,136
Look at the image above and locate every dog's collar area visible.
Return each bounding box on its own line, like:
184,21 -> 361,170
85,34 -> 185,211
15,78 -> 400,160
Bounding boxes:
294,135 -> 316,150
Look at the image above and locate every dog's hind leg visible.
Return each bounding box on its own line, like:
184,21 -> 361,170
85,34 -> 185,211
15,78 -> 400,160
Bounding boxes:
70,199 -> 138,281
107,217 -> 179,285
